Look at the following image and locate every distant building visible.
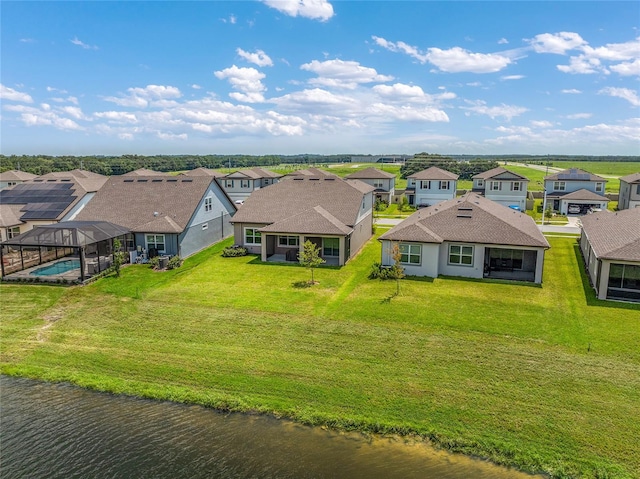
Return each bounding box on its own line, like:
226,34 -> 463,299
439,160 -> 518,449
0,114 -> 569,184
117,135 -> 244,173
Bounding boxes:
344,167 -> 396,204
543,168 -> 609,215
405,167 -> 458,207
618,173 -> 640,210
0,170 -> 37,190
218,167 -> 283,203
472,167 -> 529,211
350,155 -> 411,164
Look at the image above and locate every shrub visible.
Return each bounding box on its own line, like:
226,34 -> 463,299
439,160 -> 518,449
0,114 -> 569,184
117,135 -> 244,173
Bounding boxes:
369,262 -> 396,280
374,199 -> 388,212
149,256 -> 160,269
167,255 -> 183,270
222,246 -> 248,257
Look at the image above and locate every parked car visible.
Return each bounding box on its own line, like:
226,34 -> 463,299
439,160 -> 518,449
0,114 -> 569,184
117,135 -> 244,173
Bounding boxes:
568,205 -> 581,214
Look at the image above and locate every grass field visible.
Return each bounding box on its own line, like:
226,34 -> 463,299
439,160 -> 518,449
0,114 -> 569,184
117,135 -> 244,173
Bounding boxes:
2,236 -> 639,479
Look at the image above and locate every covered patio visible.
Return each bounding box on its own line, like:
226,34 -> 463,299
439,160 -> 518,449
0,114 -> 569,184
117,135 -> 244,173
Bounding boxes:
1,221 -> 132,283
261,234 -> 345,266
483,247 -> 541,283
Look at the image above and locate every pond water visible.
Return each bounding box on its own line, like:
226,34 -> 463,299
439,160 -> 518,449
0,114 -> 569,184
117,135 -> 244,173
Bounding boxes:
0,376 -> 543,479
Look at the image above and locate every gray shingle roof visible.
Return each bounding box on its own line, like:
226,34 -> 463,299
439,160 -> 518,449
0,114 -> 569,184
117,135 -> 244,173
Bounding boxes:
180,167 -> 226,178
619,172 -> 640,184
550,189 -> 609,201
472,167 -> 529,181
544,168 -> 606,182
283,167 -> 339,179
408,166 -> 459,181
76,176 -> 229,233
344,167 -> 396,180
379,193 -> 549,248
231,177 -> 372,232
224,167 -> 282,179
580,209 -> 640,261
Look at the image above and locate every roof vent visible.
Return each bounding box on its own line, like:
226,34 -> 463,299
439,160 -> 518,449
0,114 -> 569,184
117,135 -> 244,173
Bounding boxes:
181,179 -> 193,182
309,178 -> 320,181
293,178 -> 303,181
152,179 -> 163,182
325,178 -> 335,181
457,214 -> 472,218
124,179 -> 134,183
154,212 -> 159,217
137,179 -> 148,182
167,179 -> 178,182
458,207 -> 473,211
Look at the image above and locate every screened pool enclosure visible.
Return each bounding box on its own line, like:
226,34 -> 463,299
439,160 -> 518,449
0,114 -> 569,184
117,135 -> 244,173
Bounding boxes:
1,221 -> 131,282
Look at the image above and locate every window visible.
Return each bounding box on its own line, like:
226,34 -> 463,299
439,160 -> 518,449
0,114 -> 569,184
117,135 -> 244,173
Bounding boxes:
323,237 -> 340,257
278,235 -> 299,247
420,180 -> 431,189
439,181 -> 450,190
608,264 -> 640,291
146,234 -> 165,253
244,228 -> 261,245
7,226 -> 20,239
512,182 -> 521,191
489,248 -> 523,269
373,180 -> 384,188
553,181 -> 566,191
204,197 -> 212,212
224,180 -> 234,188
595,182 -> 603,192
399,243 -> 421,265
491,181 -> 501,191
241,180 -> 250,188
477,180 -> 484,187
449,244 -> 473,266
7,182 -> 16,187
637,184 -> 640,195
202,223 -> 208,230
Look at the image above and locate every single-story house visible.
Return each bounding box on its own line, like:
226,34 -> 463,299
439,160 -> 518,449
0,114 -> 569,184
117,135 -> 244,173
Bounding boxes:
230,176 -> 374,266
75,175 -> 236,258
344,167 -> 396,204
0,170 -> 38,190
379,193 -> 550,283
579,208 -> 640,302
618,173 -> 640,210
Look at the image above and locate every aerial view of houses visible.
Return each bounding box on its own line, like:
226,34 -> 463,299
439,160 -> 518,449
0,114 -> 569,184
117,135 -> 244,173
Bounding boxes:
1,1 -> 640,478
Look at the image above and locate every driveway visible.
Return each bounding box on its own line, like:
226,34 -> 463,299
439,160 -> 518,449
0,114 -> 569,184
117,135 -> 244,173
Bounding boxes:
539,215 -> 581,234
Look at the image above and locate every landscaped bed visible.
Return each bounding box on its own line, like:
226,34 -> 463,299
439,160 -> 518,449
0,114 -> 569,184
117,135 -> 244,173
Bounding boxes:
1,236 -> 639,479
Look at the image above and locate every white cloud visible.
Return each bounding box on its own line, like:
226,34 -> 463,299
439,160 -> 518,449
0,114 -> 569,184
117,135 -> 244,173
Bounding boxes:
367,103 -> 449,122
372,83 -> 456,105
301,59 -> 393,89
214,65 -> 266,102
237,48 -> 274,67
609,58 -> 640,76
498,38 -> 509,45
20,38 -> 36,43
262,0 -> 334,21
501,75 -> 524,81
462,100 -> 528,120
6,104 -> 84,130
372,36 -> 512,73
528,32 -> 587,54
582,37 -> 640,62
557,55 -> 604,75
94,111 -> 138,123
0,84 -> 33,103
70,36 -> 98,50
530,120 -> 554,128
599,87 -> 640,106
157,132 -> 188,140
561,89 -> 582,94
191,84 -> 202,90
104,84 -> 182,108
566,113 -> 593,120
60,106 -> 89,120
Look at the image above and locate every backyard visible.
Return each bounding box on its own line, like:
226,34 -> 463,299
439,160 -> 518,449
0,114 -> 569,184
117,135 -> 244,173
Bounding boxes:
1,235 -> 639,479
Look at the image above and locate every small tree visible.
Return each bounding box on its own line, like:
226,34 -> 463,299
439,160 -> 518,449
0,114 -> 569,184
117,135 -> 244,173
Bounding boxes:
112,238 -> 126,277
298,240 -> 325,285
387,243 -> 406,296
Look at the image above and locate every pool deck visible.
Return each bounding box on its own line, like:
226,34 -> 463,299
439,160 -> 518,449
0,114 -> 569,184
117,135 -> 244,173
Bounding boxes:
4,258 -> 85,283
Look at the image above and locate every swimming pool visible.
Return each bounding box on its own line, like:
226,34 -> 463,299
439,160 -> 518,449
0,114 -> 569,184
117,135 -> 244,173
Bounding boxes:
30,259 -> 81,276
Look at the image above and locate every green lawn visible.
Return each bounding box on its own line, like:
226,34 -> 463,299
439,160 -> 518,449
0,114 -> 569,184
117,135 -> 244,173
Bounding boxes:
1,237 -> 639,479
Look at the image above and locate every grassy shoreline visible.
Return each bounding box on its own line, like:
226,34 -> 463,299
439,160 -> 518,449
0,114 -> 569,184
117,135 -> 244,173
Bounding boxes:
2,236 -> 639,478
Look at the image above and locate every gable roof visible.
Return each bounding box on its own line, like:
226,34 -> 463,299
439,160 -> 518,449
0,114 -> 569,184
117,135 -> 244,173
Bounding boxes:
379,193 -> 549,249
39,169 -> 105,180
545,168 -> 606,182
284,167 -> 339,179
180,167 -> 225,178
581,209 -> 640,262
123,168 -> 168,176
231,176 -> 373,230
472,167 -> 529,181
224,167 -> 282,180
76,176 -> 230,233
344,167 -> 396,180
0,204 -> 24,228
0,170 -> 38,182
36,170 -> 108,193
260,206 -> 353,235
619,172 -> 640,184
554,188 -> 610,202
408,166 -> 459,181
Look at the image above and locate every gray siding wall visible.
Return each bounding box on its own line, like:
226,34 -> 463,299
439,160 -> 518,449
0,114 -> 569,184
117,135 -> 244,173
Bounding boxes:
349,212 -> 373,260
179,212 -> 233,258
544,179 -> 605,194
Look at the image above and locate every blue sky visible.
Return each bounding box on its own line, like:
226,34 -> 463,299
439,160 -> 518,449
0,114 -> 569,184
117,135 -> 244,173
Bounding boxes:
1,1 -> 639,156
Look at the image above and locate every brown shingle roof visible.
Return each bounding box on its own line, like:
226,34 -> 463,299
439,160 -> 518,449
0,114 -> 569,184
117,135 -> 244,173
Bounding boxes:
0,170 -> 38,182
472,167 -> 529,181
0,204 -> 24,227
123,168 -> 168,176
76,176 -> 223,233
580,209 -> 640,261
544,168 -> 606,182
180,167 -> 226,178
231,177 -> 372,229
344,167 -> 396,180
408,166 -> 459,181
550,189 -> 609,202
379,193 -> 549,248
224,167 -> 283,179
619,172 -> 640,184
284,167 -> 339,179
260,206 -> 353,235
37,170 -> 107,193
38,169 -> 106,180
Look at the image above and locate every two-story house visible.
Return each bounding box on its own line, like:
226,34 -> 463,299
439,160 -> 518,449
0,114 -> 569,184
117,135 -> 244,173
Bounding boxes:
218,167 -> 283,203
0,170 -> 37,190
472,167 -> 529,211
344,167 -> 396,204
618,173 -> 640,210
543,168 -> 609,215
405,167 -> 458,207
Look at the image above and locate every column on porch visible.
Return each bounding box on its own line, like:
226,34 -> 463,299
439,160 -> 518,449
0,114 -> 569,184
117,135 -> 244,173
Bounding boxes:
534,248 -> 545,284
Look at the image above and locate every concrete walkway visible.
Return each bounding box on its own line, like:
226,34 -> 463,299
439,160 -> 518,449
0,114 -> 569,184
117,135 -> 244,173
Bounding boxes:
539,216 -> 581,234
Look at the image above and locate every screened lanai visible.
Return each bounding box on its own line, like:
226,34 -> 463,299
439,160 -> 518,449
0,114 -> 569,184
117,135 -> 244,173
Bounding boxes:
1,221 -> 131,282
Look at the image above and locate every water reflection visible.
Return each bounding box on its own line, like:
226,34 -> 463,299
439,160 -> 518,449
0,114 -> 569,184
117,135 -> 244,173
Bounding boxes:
0,376 -> 542,478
